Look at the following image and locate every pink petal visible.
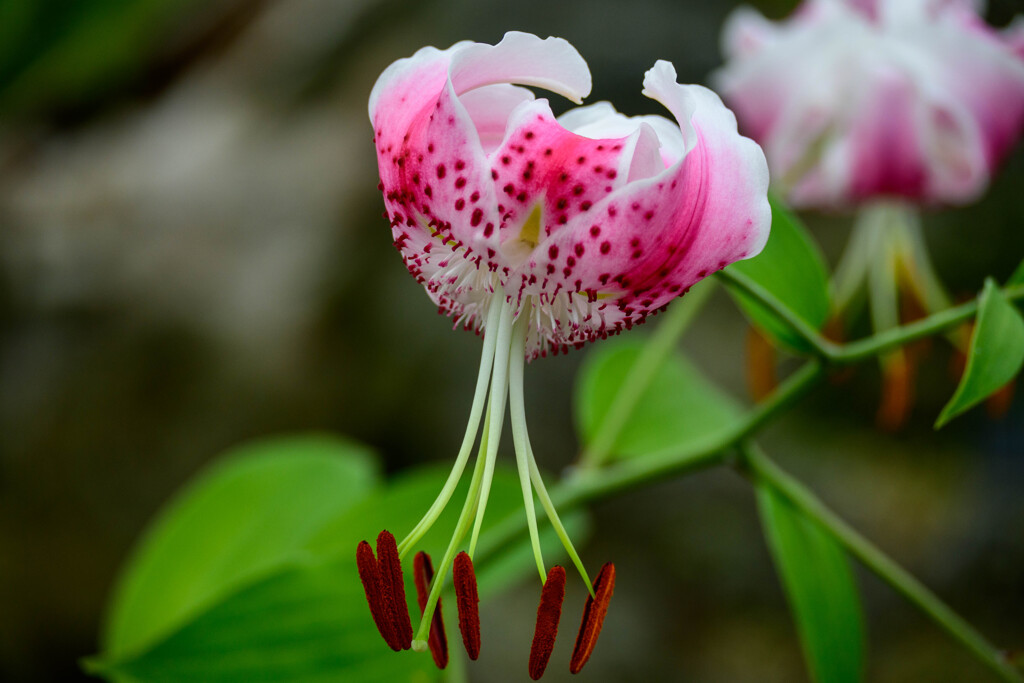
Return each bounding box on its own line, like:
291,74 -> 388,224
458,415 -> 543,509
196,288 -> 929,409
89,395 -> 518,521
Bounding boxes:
922,16 -> 1024,168
518,62 -> 770,351
486,99 -> 642,259
369,34 -> 595,330
450,32 -> 591,104
846,69 -> 929,201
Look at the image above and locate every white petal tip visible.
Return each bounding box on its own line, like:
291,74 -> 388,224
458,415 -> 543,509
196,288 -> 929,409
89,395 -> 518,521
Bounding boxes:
642,60 -> 679,97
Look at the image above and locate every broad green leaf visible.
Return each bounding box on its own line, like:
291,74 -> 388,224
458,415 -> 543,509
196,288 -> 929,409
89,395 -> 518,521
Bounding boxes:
757,483 -> 865,683
90,557 -> 437,683
1007,259 -> 1024,287
575,338 -> 741,459
725,194 -> 831,352
94,436 -> 587,683
936,279 -> 1024,427
103,434 -> 380,658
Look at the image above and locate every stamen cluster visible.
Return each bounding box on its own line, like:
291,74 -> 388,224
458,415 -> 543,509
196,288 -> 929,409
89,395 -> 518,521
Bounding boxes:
357,530 -> 615,679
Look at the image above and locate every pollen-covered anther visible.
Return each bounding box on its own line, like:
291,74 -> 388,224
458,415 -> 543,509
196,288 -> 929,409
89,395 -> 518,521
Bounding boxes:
356,530 -> 413,651
529,565 -> 566,680
569,562 -> 616,674
356,540 -> 396,649
453,551 -> 482,660
413,551 -> 449,669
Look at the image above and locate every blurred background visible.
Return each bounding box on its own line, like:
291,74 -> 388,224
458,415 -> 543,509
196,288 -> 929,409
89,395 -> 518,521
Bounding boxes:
1,0 -> 1023,680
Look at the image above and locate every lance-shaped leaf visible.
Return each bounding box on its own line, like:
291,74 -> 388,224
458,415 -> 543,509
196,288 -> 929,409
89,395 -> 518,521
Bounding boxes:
724,194 -> 831,353
936,278 -> 1024,428
757,481 -> 865,683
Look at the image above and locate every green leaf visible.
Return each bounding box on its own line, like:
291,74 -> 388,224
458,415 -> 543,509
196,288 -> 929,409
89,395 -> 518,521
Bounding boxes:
725,194 -> 831,352
93,435 -> 588,683
1007,259 -> 1024,287
757,483 -> 865,683
90,557 -> 433,683
0,0 -> 206,116
936,279 -> 1024,428
103,434 -> 381,658
575,338 -> 741,459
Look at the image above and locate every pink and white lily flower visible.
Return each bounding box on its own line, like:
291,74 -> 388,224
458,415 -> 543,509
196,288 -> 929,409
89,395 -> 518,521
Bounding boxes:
360,32 -> 769,677
714,0 -> 1024,208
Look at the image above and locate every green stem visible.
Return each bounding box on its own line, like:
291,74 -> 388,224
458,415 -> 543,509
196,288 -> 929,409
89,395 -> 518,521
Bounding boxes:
717,268 -> 841,358
716,269 -> 1024,366
580,277 -> 717,468
741,444 -> 1023,683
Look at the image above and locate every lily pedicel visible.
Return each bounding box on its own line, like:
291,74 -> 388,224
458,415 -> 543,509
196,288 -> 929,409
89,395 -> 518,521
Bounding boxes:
359,32 -> 770,678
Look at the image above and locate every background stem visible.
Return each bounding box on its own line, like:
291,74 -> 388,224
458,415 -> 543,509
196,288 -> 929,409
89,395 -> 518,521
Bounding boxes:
741,444 -> 1023,683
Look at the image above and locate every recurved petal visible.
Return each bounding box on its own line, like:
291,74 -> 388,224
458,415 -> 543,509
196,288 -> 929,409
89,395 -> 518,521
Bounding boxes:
721,5 -> 780,58
449,32 -> 591,103
526,62 -> 769,331
1007,17 -> 1024,60
919,14 -> 1024,168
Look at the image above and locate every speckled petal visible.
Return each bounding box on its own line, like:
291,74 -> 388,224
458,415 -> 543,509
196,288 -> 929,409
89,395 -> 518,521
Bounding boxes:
370,34 -> 593,329
516,62 -> 770,357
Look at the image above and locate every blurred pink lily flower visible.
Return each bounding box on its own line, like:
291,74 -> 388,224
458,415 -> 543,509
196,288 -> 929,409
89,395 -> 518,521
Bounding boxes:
715,1 -> 1024,428
361,31 -> 769,677
714,0 -> 1024,208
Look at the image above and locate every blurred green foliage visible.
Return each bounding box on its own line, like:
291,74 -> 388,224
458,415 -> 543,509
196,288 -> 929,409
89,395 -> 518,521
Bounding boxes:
0,0 -> 203,117
575,338 -> 740,460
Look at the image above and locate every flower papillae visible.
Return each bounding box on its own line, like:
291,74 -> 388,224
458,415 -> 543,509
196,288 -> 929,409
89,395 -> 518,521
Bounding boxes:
359,32 -> 770,676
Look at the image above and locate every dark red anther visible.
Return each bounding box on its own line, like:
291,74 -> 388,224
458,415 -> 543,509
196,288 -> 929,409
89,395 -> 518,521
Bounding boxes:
413,551 -> 449,669
355,531 -> 413,651
376,530 -> 413,650
529,566 -> 566,680
453,551 -> 481,660
357,540 -> 398,649
569,562 -> 616,674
